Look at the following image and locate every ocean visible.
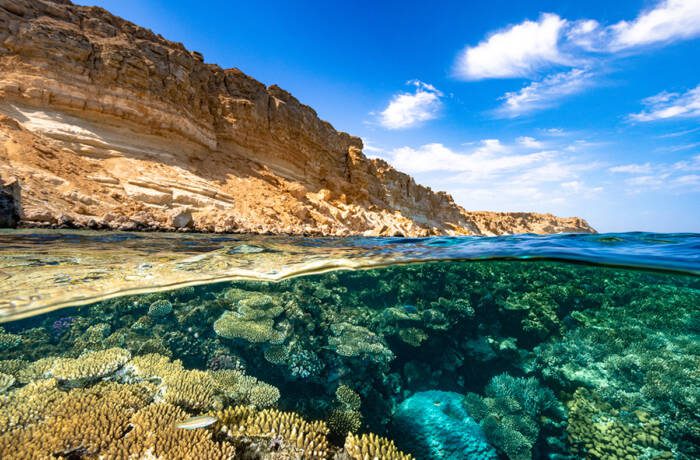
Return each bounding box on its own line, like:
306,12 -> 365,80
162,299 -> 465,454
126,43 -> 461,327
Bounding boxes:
0,230 -> 698,459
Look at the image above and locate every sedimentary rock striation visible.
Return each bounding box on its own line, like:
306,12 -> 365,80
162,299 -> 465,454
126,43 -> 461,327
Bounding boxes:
0,0 -> 594,236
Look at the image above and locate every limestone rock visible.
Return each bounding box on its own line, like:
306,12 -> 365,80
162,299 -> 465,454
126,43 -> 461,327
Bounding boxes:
0,0 -> 595,236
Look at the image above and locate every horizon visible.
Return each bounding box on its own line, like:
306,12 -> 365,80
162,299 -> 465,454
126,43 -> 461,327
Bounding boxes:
74,0 -> 700,233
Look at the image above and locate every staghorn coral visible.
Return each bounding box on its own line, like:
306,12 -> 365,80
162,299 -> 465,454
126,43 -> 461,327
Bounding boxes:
0,360 -> 26,379
49,347 -> 131,385
0,379 -> 65,434
104,403 -> 237,459
217,406 -> 330,459
344,432 -> 414,460
161,368 -> 220,411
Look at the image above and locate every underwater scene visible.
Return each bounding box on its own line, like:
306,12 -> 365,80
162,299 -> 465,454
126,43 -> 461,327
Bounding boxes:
0,230 -> 698,460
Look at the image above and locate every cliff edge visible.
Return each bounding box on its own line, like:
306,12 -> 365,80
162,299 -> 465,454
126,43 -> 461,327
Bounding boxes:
0,0 -> 594,236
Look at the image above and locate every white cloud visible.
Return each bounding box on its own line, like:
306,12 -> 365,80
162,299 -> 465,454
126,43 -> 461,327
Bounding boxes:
454,14 -> 569,80
378,80 -> 443,129
452,0 -> 700,116
609,163 -> 653,174
517,136 -> 544,148
495,68 -> 594,117
611,0 -> 700,50
629,84 -> 700,121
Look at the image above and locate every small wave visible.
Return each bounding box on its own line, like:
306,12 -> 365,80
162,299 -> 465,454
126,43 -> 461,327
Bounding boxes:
0,229 -> 698,322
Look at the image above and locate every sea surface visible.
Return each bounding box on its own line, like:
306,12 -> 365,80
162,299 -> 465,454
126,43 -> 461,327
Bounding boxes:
0,230 -> 698,459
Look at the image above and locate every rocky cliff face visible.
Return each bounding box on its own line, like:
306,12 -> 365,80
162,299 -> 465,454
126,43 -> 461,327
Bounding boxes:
0,0 -> 594,236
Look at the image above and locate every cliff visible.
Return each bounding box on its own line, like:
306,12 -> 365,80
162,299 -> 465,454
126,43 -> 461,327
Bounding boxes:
0,0 -> 594,236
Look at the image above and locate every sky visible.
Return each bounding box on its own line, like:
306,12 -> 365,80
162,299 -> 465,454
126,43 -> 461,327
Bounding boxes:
74,0 -> 700,232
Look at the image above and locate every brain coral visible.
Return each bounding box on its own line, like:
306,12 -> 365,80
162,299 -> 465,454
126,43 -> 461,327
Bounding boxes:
392,390 -> 498,460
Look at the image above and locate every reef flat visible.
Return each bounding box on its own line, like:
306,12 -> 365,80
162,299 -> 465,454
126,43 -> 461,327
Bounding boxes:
0,255 -> 698,459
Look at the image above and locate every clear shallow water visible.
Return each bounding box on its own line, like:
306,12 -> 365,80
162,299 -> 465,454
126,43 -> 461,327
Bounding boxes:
0,231 -> 698,459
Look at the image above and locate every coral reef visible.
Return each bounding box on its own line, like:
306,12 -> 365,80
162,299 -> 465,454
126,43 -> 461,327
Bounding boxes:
0,259 -> 697,459
148,299 -> 173,317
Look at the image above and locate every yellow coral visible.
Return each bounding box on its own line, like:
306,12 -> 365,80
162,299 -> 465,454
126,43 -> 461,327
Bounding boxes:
162,368 -> 220,411
0,381 -> 154,459
0,379 -> 65,434
50,347 -> 131,383
0,373 -> 14,393
566,388 -> 670,459
217,406 -> 330,459
16,357 -> 54,383
344,432 -> 414,460
211,369 -> 280,408
125,352 -> 184,381
0,360 -> 26,378
104,403 -> 237,459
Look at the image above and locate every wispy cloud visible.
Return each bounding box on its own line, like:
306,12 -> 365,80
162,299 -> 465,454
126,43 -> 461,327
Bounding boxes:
378,80 -> 443,129
495,68 -> 595,117
610,0 -> 700,50
609,154 -> 700,193
629,84 -> 700,121
454,13 -> 569,80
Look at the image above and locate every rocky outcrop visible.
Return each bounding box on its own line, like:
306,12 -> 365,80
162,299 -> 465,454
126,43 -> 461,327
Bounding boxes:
0,0 -> 594,236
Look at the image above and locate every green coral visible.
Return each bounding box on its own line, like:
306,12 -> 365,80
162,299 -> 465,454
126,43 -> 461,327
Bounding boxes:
147,299 -> 173,317
462,374 -> 564,460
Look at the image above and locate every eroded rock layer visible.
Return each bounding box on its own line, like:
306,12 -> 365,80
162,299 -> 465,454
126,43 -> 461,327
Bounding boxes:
0,0 -> 594,236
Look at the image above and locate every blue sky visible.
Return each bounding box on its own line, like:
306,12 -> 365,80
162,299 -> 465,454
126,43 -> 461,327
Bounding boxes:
75,0 -> 700,232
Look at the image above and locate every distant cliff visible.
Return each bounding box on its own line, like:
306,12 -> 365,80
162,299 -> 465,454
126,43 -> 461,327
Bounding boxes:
0,0 -> 594,236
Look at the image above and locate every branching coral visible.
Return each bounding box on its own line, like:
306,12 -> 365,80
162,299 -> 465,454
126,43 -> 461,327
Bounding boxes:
214,310 -> 287,344
211,369 -> 280,409
216,406 -> 330,459
49,347 -> 131,385
344,432 -> 414,460
0,374 -> 14,394
0,381 -> 154,459
462,374 -> 563,460
104,403 -> 237,459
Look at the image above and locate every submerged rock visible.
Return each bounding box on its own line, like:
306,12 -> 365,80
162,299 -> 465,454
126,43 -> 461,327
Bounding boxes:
391,390 -> 498,460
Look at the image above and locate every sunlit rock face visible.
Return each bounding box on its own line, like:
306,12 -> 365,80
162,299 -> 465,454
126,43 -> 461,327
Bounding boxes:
0,0 -> 594,236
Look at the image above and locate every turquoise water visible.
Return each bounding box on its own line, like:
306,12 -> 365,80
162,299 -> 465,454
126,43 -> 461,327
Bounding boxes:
0,231 -> 698,459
